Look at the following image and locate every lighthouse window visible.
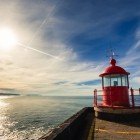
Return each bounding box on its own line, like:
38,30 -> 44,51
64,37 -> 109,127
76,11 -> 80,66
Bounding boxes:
110,75 -> 122,86
121,75 -> 128,86
103,75 -> 127,87
103,76 -> 110,87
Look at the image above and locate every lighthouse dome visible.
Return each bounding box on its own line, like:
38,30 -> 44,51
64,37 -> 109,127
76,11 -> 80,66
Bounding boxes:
99,59 -> 130,77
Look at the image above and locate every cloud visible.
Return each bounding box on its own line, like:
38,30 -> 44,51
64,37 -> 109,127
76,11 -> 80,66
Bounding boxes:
0,0 -> 140,96
0,88 -> 18,94
75,80 -> 101,86
118,27 -> 140,88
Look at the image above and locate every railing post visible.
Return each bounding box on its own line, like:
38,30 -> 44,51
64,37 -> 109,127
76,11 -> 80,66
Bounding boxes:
94,89 -> 97,106
130,88 -> 135,108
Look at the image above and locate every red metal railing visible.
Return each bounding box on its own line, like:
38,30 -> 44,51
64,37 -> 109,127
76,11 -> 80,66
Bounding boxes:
130,88 -> 140,108
93,88 -> 140,108
94,89 -> 97,106
130,88 -> 135,108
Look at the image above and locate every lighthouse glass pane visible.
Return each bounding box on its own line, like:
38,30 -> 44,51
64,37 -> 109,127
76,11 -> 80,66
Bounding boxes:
122,75 -> 128,86
117,76 -> 122,86
110,75 -> 122,86
103,76 -> 110,87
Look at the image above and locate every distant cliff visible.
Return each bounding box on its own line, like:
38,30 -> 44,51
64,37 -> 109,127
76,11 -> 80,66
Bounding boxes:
0,93 -> 20,96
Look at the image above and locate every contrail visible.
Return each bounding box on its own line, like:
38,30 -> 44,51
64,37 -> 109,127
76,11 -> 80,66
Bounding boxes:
27,0 -> 61,46
21,1 -> 63,61
17,42 -> 62,60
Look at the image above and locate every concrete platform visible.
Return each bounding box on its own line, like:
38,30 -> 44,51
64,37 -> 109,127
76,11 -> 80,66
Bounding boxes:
94,106 -> 140,121
39,107 -> 140,140
93,118 -> 140,140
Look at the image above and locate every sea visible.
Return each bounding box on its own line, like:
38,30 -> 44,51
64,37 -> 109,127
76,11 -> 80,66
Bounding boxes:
0,95 -> 140,140
0,95 -> 93,140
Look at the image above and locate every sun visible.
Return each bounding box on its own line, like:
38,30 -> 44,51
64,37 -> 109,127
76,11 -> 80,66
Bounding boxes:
0,27 -> 18,51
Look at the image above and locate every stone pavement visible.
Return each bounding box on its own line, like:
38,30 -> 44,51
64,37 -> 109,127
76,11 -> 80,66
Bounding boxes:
88,118 -> 140,140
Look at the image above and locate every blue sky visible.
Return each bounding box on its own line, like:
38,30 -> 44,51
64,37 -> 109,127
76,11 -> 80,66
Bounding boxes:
0,0 -> 140,95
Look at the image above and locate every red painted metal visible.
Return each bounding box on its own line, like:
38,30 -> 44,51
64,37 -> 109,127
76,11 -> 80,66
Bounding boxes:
94,89 -> 97,106
130,88 -> 135,108
93,88 -> 140,108
99,58 -> 130,107
94,58 -> 140,109
103,87 -> 129,107
99,59 -> 130,77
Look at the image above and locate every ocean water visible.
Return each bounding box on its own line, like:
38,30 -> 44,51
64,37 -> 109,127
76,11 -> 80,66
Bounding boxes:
0,95 -> 140,140
0,95 -> 93,140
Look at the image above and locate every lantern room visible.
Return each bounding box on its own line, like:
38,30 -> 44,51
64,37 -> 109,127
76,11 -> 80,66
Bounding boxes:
99,58 -> 130,107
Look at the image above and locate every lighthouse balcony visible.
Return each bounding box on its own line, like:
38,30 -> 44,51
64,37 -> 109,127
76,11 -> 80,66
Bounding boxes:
93,88 -> 140,109
93,88 -> 140,121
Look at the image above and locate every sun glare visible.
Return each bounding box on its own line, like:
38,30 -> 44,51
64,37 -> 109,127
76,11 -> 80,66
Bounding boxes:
0,27 -> 18,51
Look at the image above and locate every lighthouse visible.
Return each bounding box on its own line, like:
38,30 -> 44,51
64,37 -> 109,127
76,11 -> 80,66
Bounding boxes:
100,58 -> 130,107
94,57 -> 140,121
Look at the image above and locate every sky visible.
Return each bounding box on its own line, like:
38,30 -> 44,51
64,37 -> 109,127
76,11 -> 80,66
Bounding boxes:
0,0 -> 140,96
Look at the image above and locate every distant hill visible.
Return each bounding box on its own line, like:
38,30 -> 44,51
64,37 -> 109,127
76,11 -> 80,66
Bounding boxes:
0,93 -> 20,96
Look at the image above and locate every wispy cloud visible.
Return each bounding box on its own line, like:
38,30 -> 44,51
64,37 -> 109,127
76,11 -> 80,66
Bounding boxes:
0,0 -> 140,95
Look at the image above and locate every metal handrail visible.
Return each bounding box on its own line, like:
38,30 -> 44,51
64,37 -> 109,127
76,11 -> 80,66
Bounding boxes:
93,88 -> 140,108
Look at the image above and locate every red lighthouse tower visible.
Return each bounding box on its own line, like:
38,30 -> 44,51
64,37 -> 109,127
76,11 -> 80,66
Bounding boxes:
94,56 -> 140,121
100,58 -> 130,107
